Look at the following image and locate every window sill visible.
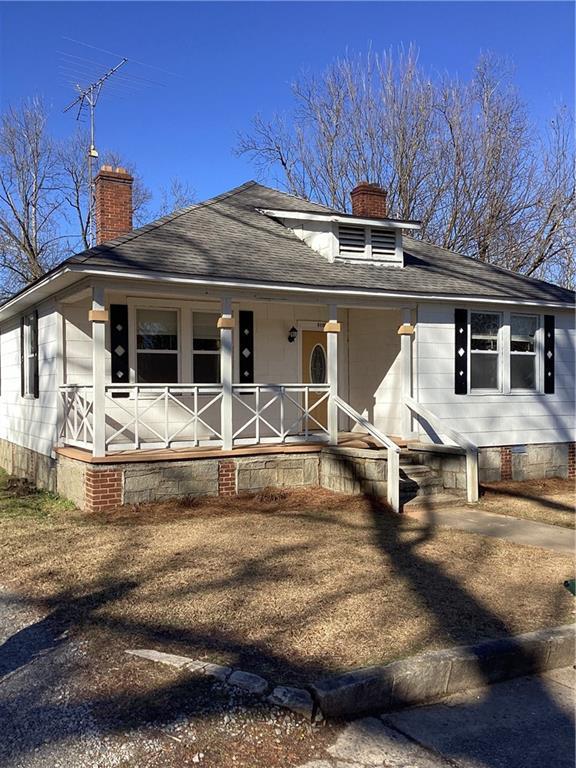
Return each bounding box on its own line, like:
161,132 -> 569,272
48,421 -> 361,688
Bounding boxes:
468,390 -> 544,397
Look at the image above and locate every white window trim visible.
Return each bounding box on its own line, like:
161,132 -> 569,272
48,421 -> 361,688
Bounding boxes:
125,297 -> 225,385
469,310 -> 503,394
509,312 -> 541,393
131,305 -> 181,385
468,310 -> 543,396
191,310 -> 222,384
23,312 -> 36,398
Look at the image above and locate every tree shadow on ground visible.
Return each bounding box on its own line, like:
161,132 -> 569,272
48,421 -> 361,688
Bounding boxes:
0,463 -> 573,767
480,483 -> 576,515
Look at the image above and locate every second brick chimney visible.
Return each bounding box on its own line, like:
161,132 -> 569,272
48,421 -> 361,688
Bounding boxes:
350,182 -> 388,219
95,165 -> 133,245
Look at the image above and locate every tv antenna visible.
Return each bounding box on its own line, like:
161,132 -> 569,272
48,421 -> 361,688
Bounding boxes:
64,58 -> 128,246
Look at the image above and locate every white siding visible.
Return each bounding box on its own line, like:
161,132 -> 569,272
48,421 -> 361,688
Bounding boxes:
415,302 -> 575,446
347,308 -> 402,435
0,301 -> 59,457
61,294 -> 404,444
285,219 -> 335,261
64,297 -> 102,385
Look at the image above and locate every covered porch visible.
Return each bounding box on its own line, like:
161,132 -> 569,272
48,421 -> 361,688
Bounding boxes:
55,281 -> 478,509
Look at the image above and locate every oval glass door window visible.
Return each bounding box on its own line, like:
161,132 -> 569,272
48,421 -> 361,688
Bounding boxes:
310,344 -> 327,383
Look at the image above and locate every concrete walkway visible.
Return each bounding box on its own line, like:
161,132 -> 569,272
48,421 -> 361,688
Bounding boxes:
407,506 -> 575,554
299,667 -> 576,768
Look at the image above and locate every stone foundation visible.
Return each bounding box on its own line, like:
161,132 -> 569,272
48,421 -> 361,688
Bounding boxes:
320,447 -> 389,497
507,443 -> 572,481
0,438 -> 573,513
0,437 -> 56,492
235,454 -> 319,493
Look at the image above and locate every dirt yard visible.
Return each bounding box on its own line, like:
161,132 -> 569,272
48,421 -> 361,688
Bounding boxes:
478,478 -> 575,529
0,471 -> 573,684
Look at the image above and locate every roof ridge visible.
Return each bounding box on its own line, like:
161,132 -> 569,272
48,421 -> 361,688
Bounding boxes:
249,182 -> 338,213
404,234 -> 574,295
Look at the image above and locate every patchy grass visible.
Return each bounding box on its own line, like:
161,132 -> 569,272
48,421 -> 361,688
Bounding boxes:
0,481 -> 573,685
0,468 -> 74,520
479,478 -> 575,529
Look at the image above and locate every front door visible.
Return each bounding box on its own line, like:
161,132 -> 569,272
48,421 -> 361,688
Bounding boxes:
301,330 -> 328,429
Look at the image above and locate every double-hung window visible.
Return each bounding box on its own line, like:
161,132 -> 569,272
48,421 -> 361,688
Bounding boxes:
510,314 -> 538,390
21,311 -> 39,397
192,312 -> 220,383
136,309 -> 178,383
470,312 -> 501,391
464,310 -> 543,394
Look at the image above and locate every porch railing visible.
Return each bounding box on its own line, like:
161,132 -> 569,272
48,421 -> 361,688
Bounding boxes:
405,395 -> 479,503
59,382 -> 405,512
59,382 -> 332,453
232,383 -> 330,444
333,394 -> 401,512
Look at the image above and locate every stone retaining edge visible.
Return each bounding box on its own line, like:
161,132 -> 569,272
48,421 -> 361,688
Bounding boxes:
309,623 -> 576,719
126,624 -> 575,722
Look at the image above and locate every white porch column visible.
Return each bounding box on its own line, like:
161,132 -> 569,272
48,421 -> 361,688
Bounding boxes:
399,308 -> 414,440
324,304 -> 340,446
219,298 -> 234,450
89,285 -> 108,457
54,303 -> 65,451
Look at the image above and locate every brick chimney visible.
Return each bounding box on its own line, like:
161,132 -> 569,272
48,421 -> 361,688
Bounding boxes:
94,165 -> 133,245
350,182 -> 388,219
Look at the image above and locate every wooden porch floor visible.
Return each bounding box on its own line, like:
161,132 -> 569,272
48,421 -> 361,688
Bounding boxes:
55,432 -> 409,464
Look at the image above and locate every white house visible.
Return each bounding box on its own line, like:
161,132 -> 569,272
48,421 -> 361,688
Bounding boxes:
0,168 -> 574,512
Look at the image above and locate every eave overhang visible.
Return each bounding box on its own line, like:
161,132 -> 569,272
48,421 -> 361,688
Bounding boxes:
1,262 -> 573,323
257,208 -> 422,230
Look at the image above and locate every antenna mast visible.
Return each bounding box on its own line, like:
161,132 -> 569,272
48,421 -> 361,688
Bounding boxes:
64,58 -> 128,246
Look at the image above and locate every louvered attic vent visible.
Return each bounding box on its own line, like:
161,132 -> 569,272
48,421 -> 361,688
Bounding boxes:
371,229 -> 396,259
338,224 -> 366,257
337,224 -> 402,265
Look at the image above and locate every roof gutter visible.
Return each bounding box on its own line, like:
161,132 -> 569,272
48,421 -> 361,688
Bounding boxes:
0,263 -> 572,319
67,264 -> 575,310
0,265 -> 75,315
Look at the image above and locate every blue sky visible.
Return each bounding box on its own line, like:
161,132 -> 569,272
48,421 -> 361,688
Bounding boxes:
1,1 -> 574,206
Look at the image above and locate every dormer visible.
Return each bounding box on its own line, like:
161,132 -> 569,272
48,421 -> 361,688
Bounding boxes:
258,182 -> 420,267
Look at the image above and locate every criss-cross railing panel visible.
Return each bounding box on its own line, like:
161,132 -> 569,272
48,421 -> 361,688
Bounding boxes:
60,382 -> 332,452
104,384 -> 223,450
232,384 -> 330,444
59,385 -> 94,449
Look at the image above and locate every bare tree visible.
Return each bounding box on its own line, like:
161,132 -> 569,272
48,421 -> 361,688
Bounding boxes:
238,48 -> 575,287
0,99 -> 64,298
0,99 -> 197,298
59,130 -> 91,252
157,177 -> 196,216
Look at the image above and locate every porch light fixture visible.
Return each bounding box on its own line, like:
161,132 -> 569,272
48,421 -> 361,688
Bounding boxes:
287,326 -> 298,343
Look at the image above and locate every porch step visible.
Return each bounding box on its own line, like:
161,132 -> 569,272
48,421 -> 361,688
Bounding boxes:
399,462 -> 445,502
402,492 -> 464,512
400,463 -> 443,486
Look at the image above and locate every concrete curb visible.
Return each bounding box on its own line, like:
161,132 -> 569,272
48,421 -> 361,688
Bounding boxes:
309,624 -> 576,719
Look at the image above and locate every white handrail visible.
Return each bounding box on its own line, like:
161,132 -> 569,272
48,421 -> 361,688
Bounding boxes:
405,395 -> 479,503
333,394 -> 401,513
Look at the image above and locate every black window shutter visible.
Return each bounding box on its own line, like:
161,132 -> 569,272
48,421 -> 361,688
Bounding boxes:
239,310 -> 254,383
32,310 -> 39,399
20,317 -> 25,397
544,315 -> 555,394
454,308 -> 468,394
110,305 -> 129,384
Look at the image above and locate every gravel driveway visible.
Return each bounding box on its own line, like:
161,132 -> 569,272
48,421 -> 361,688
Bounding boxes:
0,586 -> 336,767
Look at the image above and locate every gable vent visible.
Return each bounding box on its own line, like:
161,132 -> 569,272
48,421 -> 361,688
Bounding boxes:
338,224 -> 366,257
371,229 -> 396,259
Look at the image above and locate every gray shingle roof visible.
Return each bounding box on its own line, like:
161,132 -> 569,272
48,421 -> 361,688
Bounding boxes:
68,180 -> 573,305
